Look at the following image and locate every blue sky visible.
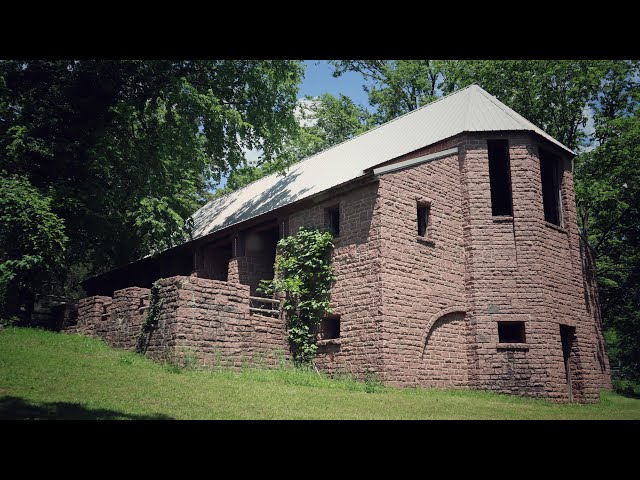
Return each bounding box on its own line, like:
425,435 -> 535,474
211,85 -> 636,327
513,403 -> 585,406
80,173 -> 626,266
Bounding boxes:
299,60 -> 369,107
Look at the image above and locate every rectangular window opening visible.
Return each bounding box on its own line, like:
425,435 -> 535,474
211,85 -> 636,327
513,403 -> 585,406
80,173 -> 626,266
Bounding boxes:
318,315 -> 340,340
417,203 -> 430,237
488,140 -> 513,217
326,206 -> 340,237
540,148 -> 564,227
498,321 -> 526,343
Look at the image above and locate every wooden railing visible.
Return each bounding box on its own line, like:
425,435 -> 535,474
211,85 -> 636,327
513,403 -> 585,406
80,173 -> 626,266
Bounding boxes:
249,296 -> 281,318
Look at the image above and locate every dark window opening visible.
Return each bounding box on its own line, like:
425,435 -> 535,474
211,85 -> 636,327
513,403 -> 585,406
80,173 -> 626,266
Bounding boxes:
326,206 -> 340,237
540,148 -> 564,226
498,321 -> 526,343
560,325 -> 576,402
488,140 -> 513,216
417,203 -> 430,237
318,316 -> 340,340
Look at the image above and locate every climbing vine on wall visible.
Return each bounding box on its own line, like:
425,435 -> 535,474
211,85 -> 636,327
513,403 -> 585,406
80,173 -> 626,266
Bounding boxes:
135,280 -> 163,353
258,227 -> 336,366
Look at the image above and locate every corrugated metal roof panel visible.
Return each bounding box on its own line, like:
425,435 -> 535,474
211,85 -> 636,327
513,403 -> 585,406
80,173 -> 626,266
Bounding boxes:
191,84 -> 574,239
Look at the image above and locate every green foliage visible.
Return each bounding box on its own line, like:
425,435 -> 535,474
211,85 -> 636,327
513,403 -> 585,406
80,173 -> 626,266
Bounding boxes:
0,316 -> 18,328
363,372 -> 385,394
129,196 -> 194,255
612,378 -> 640,398
331,60 -> 444,125
438,60 -> 609,150
0,60 -> 303,290
331,60 -> 631,152
258,227 -> 337,366
0,173 -> 68,317
215,92 -> 371,198
292,93 -> 371,158
574,69 -> 640,380
135,280 -> 163,353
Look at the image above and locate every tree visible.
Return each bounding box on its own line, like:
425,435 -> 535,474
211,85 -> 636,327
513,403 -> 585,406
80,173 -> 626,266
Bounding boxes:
440,60 -> 608,151
214,93 -> 371,197
0,60 -> 303,293
574,60 -> 640,380
330,60 -> 444,125
291,93 -> 370,159
331,60 -> 609,151
0,173 -> 68,319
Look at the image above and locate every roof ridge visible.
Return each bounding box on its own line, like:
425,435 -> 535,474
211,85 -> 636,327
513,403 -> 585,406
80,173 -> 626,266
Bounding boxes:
472,85 -> 575,155
473,85 -> 534,130
289,83 -> 477,167
462,85 -> 476,131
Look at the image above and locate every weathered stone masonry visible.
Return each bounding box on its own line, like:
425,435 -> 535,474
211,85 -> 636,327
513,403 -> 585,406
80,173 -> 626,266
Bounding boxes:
65,277 -> 288,367
65,131 -> 611,403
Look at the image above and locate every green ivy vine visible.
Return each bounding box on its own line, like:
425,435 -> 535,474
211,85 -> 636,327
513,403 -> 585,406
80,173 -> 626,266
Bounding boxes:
135,280 -> 163,353
258,227 -> 337,366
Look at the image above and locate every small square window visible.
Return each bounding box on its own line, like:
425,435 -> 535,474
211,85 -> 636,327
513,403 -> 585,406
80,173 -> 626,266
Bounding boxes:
325,206 -> 340,237
498,321 -> 526,343
318,315 -> 340,340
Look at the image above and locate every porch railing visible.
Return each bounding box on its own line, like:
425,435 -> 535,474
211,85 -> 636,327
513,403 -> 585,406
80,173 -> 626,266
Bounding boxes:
249,295 -> 281,318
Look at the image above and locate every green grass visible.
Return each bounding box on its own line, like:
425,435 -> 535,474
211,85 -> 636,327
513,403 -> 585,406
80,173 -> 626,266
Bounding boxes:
1,327 -> 639,420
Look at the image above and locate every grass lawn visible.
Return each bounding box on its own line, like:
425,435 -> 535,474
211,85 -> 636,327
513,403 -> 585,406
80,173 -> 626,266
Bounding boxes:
1,327 -> 639,420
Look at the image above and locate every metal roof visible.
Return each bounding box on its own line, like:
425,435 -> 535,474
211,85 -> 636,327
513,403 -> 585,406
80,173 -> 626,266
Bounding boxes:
191,84 -> 574,240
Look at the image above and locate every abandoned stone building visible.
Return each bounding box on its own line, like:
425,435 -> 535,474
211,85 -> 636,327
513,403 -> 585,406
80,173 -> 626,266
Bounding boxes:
63,85 -> 612,402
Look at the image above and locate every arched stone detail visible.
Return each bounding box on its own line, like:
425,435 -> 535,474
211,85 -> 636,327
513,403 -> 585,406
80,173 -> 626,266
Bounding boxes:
419,308 -> 471,388
420,306 -> 466,359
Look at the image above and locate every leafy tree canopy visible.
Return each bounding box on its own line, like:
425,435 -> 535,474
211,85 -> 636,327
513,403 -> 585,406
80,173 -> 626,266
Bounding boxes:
574,62 -> 640,378
331,60 -> 443,126
0,173 -> 68,317
0,60 -> 303,288
214,92 -> 371,197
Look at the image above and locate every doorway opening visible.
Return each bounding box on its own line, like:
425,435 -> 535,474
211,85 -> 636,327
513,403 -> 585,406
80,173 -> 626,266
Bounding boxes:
560,325 -> 576,402
243,222 -> 280,295
198,240 -> 233,281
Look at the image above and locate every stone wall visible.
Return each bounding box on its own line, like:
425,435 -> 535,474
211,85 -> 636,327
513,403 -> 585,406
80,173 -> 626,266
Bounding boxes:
63,289 -> 149,350
457,132 -> 610,402
289,180 -> 384,378
31,295 -> 73,330
64,295 -> 112,337
420,312 -> 472,388
368,132 -> 610,401
375,137 -> 469,387
106,287 -> 150,350
64,276 -> 288,368
143,276 -> 287,367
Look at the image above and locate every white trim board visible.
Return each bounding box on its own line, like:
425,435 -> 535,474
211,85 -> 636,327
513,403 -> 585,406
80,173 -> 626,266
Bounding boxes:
372,147 -> 459,176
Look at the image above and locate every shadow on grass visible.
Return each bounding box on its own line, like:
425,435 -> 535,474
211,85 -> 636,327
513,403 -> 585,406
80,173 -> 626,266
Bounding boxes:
0,396 -> 173,420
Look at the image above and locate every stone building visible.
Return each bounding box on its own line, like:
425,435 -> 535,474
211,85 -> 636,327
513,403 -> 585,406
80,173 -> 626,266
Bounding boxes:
64,85 -> 611,402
